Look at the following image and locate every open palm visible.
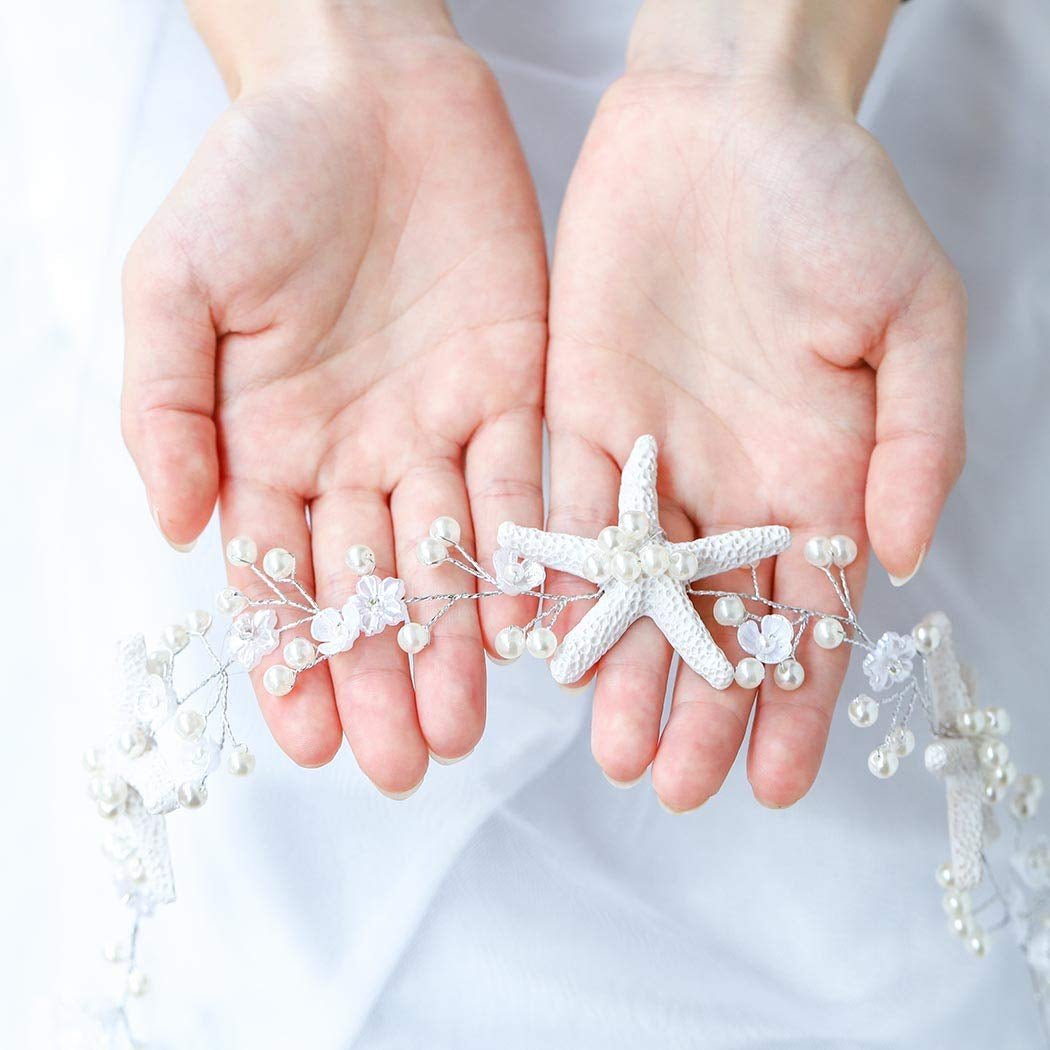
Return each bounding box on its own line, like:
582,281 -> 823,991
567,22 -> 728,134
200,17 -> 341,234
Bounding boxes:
546,74 -> 966,811
122,36 -> 547,793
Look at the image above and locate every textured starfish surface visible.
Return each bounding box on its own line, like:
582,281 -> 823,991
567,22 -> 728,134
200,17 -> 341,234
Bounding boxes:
924,617 -> 987,891
498,435 -> 791,688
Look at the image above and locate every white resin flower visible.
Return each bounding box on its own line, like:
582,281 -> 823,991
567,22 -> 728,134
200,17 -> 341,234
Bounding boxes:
1012,837 -> 1050,890
310,604 -> 362,656
493,547 -> 545,595
350,575 -> 409,636
737,614 -> 794,664
863,631 -> 916,691
226,609 -> 280,670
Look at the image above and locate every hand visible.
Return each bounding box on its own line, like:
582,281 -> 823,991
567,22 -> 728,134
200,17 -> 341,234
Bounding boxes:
121,2 -> 547,792
545,0 -> 966,811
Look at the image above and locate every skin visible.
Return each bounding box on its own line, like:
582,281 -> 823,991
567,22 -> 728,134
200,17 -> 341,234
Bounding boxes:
122,0 -> 966,808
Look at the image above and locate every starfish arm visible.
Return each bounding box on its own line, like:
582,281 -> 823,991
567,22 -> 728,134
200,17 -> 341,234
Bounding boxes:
647,577 -> 735,689
925,619 -> 970,727
497,522 -> 600,576
549,583 -> 645,685
673,525 -> 792,582
617,434 -> 660,522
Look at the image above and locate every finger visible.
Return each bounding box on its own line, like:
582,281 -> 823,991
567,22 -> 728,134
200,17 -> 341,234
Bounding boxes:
466,407 -> 544,655
866,269 -> 967,585
392,455 -> 485,763
590,501 -> 695,787
121,228 -> 219,550
748,526 -> 869,808
219,478 -> 342,768
311,487 -> 428,796
652,545 -> 776,813
545,430 -> 622,690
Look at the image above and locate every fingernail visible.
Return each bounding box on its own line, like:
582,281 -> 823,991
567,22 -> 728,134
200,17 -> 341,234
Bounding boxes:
754,794 -> 791,810
889,544 -> 927,588
557,681 -> 590,695
485,651 -> 511,666
430,748 -> 473,766
152,504 -> 196,553
379,779 -> 423,801
603,771 -> 644,789
658,797 -> 703,814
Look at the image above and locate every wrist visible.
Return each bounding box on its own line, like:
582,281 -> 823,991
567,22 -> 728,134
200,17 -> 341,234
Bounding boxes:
187,0 -> 456,97
626,0 -> 899,114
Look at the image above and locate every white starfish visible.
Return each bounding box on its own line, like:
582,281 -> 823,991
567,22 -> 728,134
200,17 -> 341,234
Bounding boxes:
497,435 -> 791,689
923,614 -> 988,891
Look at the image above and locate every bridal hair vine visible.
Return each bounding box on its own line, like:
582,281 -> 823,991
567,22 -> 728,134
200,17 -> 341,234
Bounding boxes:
72,436 -> 1050,1046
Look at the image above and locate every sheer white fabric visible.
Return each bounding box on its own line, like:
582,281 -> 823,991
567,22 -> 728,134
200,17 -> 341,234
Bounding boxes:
3,0 -> 1049,1046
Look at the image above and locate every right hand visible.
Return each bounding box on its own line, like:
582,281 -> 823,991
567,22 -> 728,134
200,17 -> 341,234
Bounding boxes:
121,3 -> 548,793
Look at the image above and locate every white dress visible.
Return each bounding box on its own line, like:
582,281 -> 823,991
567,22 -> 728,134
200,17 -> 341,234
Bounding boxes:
3,0 -> 1049,1046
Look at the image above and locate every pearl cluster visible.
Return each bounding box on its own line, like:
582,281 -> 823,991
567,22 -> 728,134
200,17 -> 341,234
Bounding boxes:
936,862 -> 989,957
581,511 -> 697,585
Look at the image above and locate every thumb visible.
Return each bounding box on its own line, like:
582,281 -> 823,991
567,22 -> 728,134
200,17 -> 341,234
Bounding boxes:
866,267 -> 967,585
121,226 -> 219,550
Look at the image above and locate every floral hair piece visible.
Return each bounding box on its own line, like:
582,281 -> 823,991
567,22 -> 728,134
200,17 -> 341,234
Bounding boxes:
71,436 -> 1050,1046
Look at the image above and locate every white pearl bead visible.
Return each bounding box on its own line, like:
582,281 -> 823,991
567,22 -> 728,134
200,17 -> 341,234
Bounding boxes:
430,516 -> 461,545
118,726 -> 148,759
978,739 -> 1009,768
1012,793 -> 1038,820
813,617 -> 845,649
774,659 -> 805,691
912,622 -> 941,654
829,535 -> 858,567
1017,774 -> 1044,800
97,800 -> 120,820
177,780 -> 207,809
417,537 -> 447,567
888,725 -> 916,757
146,649 -> 172,676
935,861 -> 955,889
610,550 -> 642,583
734,657 -> 765,690
126,970 -> 150,997
803,536 -> 833,568
956,707 -> 986,736
226,535 -> 257,567
713,595 -> 747,627
941,889 -> 971,917
283,637 -> 316,670
174,706 -> 206,741
667,550 -> 699,582
968,933 -> 987,958
82,747 -> 104,773
102,940 -> 127,964
96,776 -> 128,808
263,547 -> 295,580
985,707 -> 1010,736
345,544 -> 376,575
161,624 -> 189,654
494,625 -> 526,661
397,622 -> 430,654
227,744 -> 256,777
124,857 -> 145,883
947,914 -> 973,938
263,664 -> 296,697
984,781 -> 1007,804
598,526 -> 624,552
991,761 -> 1017,787
583,552 -> 611,584
215,587 -> 248,616
848,694 -> 879,728
525,627 -> 558,660
184,609 -> 212,635
639,543 -> 670,577
868,746 -> 899,779
618,510 -> 650,544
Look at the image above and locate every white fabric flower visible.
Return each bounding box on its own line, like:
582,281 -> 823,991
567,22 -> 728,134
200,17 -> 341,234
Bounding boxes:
350,575 -> 408,636
310,603 -> 362,656
863,631 -> 916,691
737,615 -> 794,664
493,547 -> 545,595
1012,837 -> 1050,890
226,609 -> 280,670
133,674 -> 177,731
155,719 -> 221,783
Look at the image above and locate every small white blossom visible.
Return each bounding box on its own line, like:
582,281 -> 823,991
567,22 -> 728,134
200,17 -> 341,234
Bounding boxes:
737,614 -> 794,664
133,674 -> 177,731
351,575 -> 409,636
226,609 -> 280,670
493,547 -> 545,595
310,604 -> 362,656
1012,837 -> 1050,891
863,631 -> 916,691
